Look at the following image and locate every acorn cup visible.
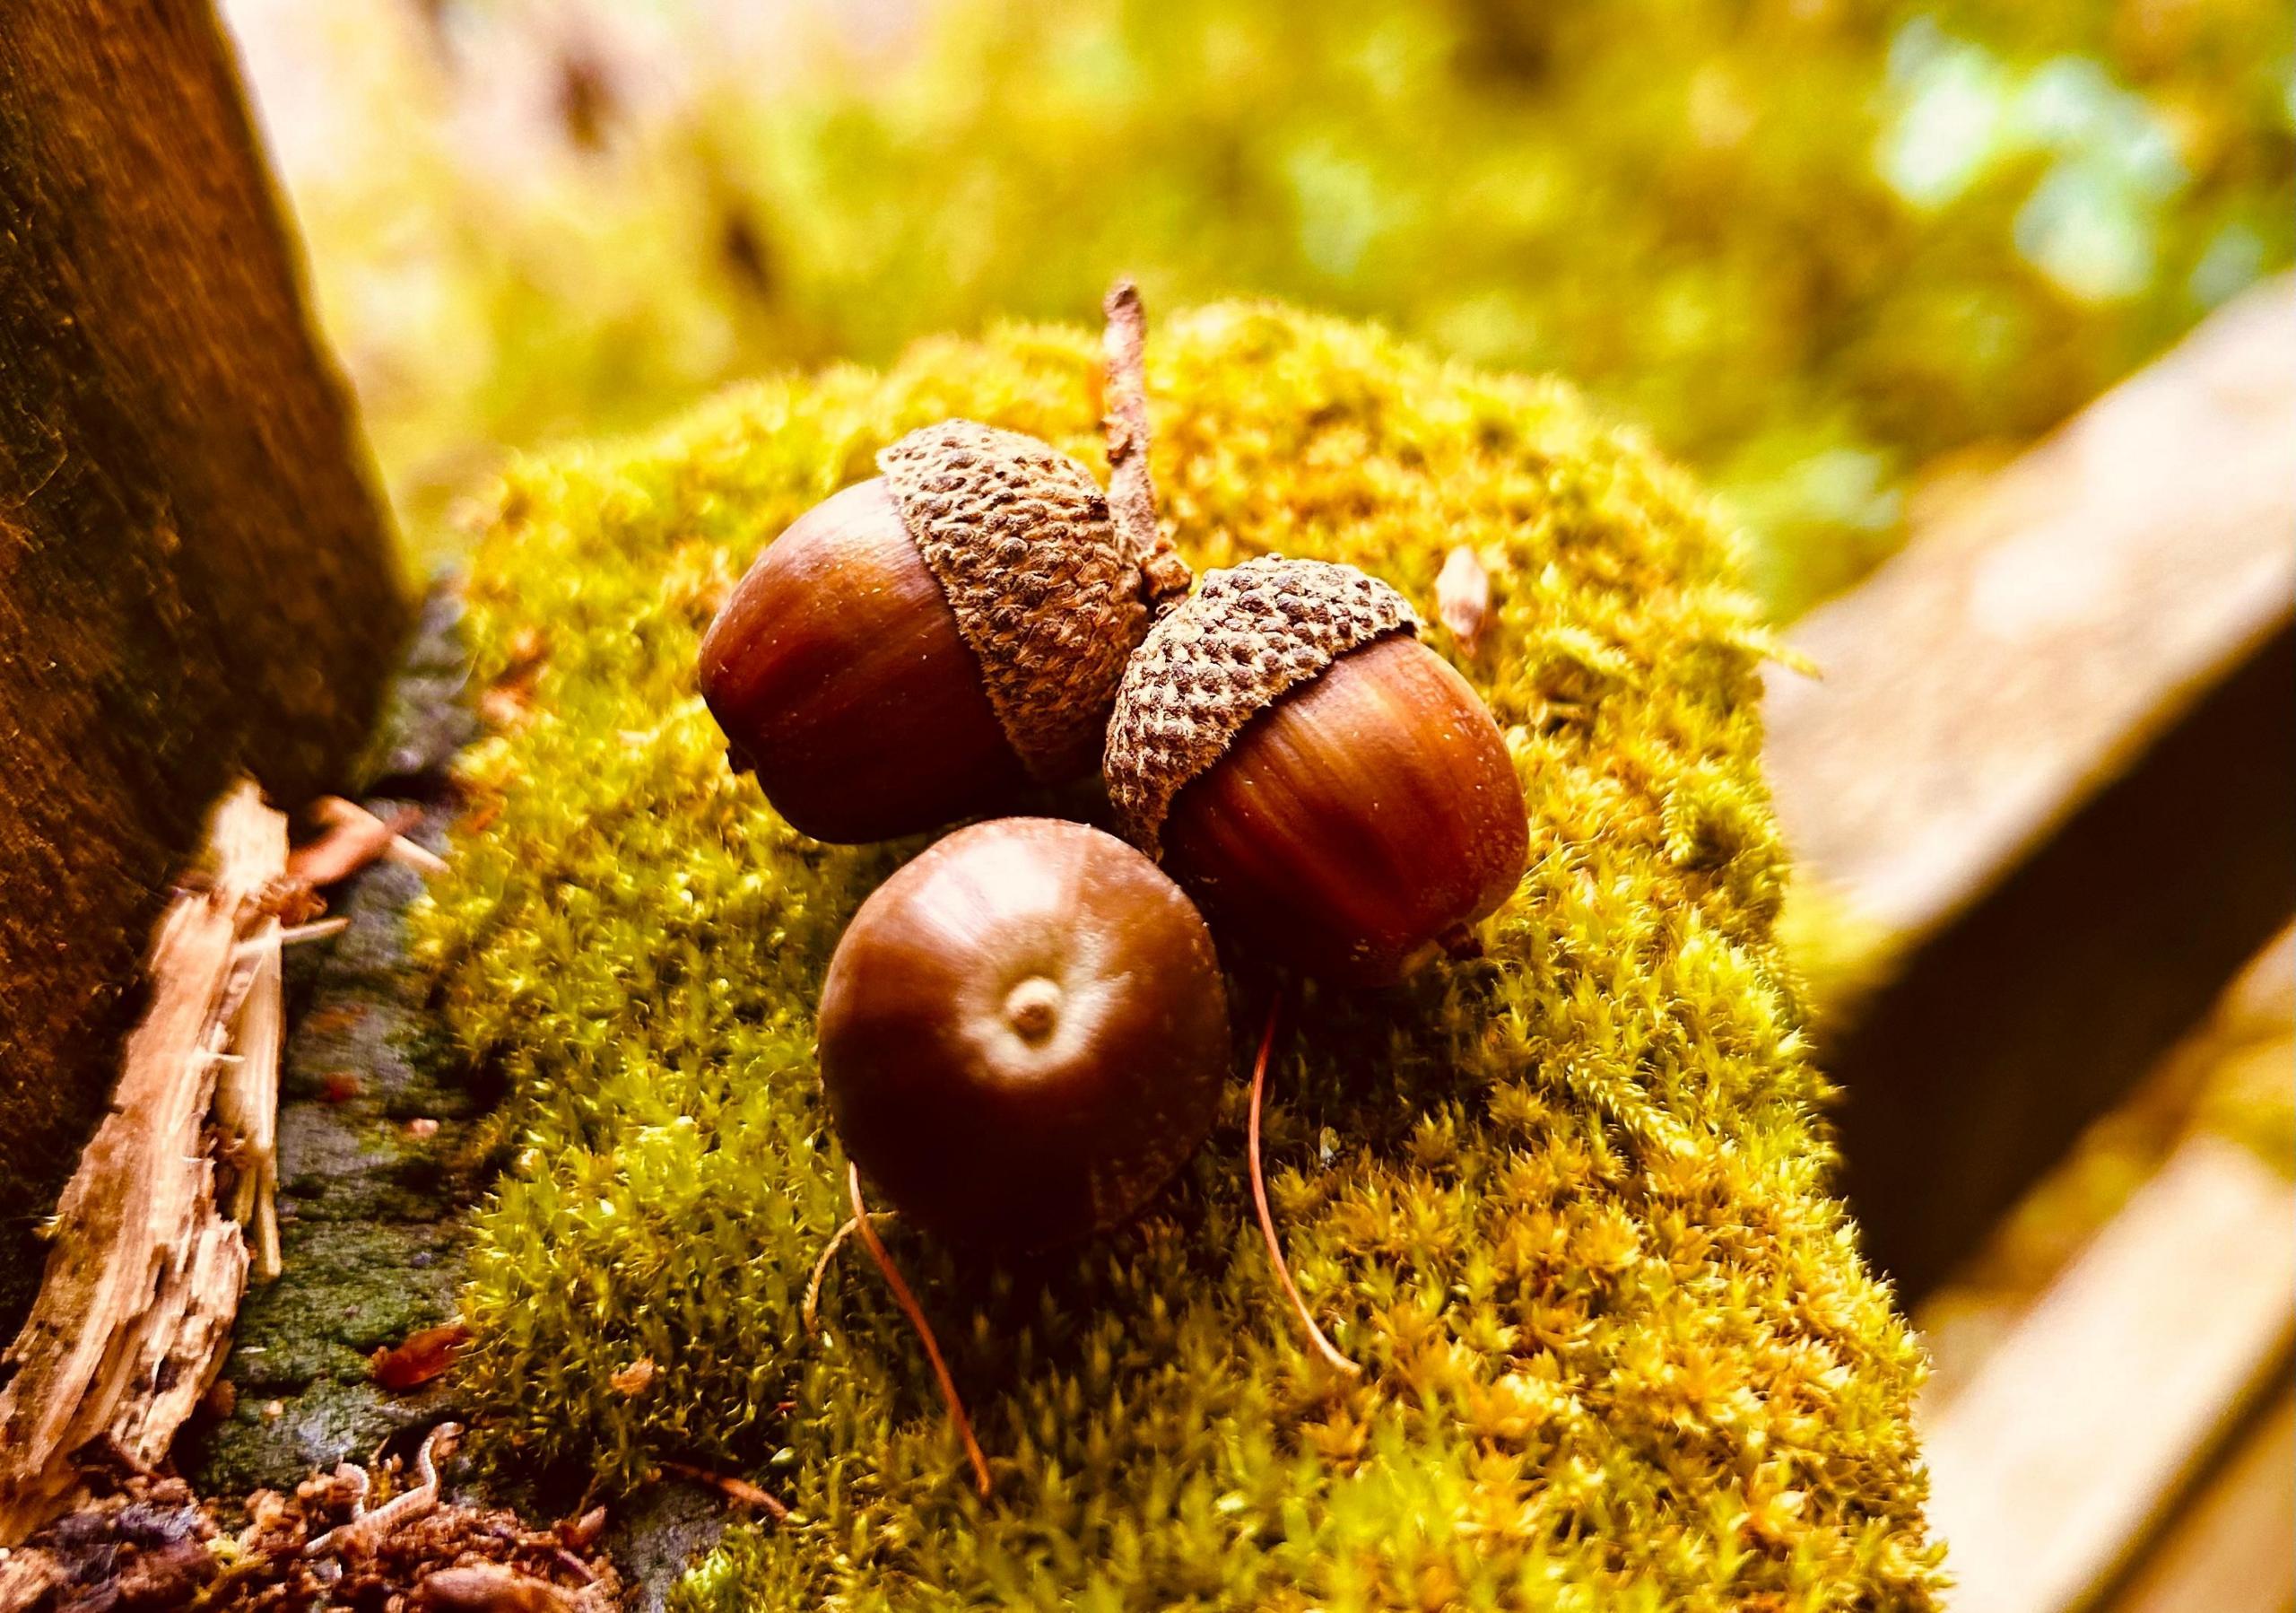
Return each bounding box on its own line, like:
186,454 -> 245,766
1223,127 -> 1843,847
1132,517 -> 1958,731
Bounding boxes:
1104,555 -> 1529,984
699,421 -> 1187,842
816,816 -> 1231,1249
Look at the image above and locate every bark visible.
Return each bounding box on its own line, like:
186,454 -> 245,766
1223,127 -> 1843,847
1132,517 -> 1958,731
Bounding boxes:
0,0 -> 404,1328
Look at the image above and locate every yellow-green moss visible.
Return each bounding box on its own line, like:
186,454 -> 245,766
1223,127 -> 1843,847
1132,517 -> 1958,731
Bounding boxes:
413,304 -> 1942,1608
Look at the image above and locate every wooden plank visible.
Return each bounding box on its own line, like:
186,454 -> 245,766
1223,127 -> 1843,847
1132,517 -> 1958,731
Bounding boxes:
1765,280 -> 2296,1297
1768,278 -> 2293,944
0,0 -> 405,1334
1919,1133 -> 2296,1613
2106,1388 -> 2296,1613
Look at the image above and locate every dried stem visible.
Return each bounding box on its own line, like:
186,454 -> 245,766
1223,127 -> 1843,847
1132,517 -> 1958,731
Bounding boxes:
802,1208 -> 895,1338
1100,278 -> 1192,616
218,929 -> 283,1281
268,917 -> 352,951
303,1420 -> 460,1557
1248,996 -> 1361,1378
657,1460 -> 791,1523
848,1164 -> 993,1498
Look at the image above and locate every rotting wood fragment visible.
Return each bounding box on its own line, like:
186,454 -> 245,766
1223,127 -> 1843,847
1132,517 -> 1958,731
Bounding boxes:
0,780 -> 289,1544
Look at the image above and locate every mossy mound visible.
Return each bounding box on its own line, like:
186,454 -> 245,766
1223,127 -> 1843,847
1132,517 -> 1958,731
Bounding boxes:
413,304 -> 1942,1608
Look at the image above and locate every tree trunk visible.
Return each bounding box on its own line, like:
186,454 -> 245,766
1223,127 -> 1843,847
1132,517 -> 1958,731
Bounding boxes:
0,1 -> 404,1328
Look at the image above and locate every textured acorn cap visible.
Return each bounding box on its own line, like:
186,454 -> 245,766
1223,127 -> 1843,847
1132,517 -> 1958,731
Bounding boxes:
878,420 -> 1152,785
1103,555 -> 1420,856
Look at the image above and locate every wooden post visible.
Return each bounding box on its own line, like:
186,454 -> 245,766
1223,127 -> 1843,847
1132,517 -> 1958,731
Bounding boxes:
0,3 -> 404,1328
1766,280 -> 2296,1299
1920,1131 -> 2296,1612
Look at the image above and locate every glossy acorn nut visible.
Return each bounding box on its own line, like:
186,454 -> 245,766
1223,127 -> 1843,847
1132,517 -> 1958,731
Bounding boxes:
1104,556 -> 1528,984
816,817 -> 1230,1249
699,421 -> 1185,843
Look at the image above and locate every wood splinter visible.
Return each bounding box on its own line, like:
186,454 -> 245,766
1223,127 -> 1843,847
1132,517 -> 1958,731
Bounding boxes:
266,916 -> 353,952
0,780 -> 294,1544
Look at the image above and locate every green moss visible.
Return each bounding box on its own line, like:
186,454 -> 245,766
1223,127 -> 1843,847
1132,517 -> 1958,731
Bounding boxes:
413,304 -> 1941,1608
193,1218 -> 466,1496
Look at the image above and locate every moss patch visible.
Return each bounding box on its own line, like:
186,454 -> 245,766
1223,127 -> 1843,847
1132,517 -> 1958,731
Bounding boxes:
187,593 -> 481,1499
415,304 -> 1942,1607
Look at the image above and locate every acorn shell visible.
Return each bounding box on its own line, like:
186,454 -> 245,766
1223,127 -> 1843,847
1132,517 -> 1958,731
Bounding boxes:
1102,555 -> 1420,857
879,420 -> 1152,786
816,816 -> 1231,1248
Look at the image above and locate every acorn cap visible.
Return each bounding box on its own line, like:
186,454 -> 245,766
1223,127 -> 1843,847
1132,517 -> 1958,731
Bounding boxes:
1103,555 -> 1420,856
879,420 -> 1152,785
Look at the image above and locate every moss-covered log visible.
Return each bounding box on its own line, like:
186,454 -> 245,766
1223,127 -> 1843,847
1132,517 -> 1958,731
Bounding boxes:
0,2 -> 404,1325
419,306 -> 1941,1607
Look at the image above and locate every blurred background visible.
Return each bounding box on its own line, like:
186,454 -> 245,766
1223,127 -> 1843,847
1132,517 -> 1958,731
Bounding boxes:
215,2 -> 2292,1606
226,0 -> 2289,610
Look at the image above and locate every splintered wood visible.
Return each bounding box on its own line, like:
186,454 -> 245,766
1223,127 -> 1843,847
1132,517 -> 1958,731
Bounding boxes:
0,780 -> 290,1544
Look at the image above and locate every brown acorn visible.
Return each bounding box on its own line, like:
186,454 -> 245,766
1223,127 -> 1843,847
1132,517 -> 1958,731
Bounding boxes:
816,816 -> 1230,1248
699,421 -> 1187,842
1103,556 -> 1528,984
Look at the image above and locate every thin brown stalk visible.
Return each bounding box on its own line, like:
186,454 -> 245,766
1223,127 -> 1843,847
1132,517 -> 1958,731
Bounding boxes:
848,1164 -> 993,1498
1100,278 -> 1191,615
657,1460 -> 791,1523
1248,997 -> 1361,1378
802,1208 -> 894,1338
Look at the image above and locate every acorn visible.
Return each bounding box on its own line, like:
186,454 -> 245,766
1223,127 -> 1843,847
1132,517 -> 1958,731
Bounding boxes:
816,816 -> 1230,1248
1104,556 -> 1528,984
699,420 -> 1188,842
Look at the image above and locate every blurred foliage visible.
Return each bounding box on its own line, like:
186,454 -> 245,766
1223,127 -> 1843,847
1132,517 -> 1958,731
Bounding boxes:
251,0 -> 2293,615
413,304 -> 1940,1606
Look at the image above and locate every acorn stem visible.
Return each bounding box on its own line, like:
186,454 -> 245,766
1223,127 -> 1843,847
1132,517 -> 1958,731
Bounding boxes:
802,1208 -> 894,1338
848,1164 -> 994,1498
1247,996 -> 1362,1379
1100,278 -> 1191,615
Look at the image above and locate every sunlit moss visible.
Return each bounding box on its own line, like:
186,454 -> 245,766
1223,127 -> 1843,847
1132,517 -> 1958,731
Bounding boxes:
413,304 -> 1941,1607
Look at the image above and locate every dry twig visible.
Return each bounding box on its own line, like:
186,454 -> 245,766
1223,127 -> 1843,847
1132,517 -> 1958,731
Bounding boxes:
291,796 -> 448,886
656,1460 -> 791,1523
1101,278 -> 1192,616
